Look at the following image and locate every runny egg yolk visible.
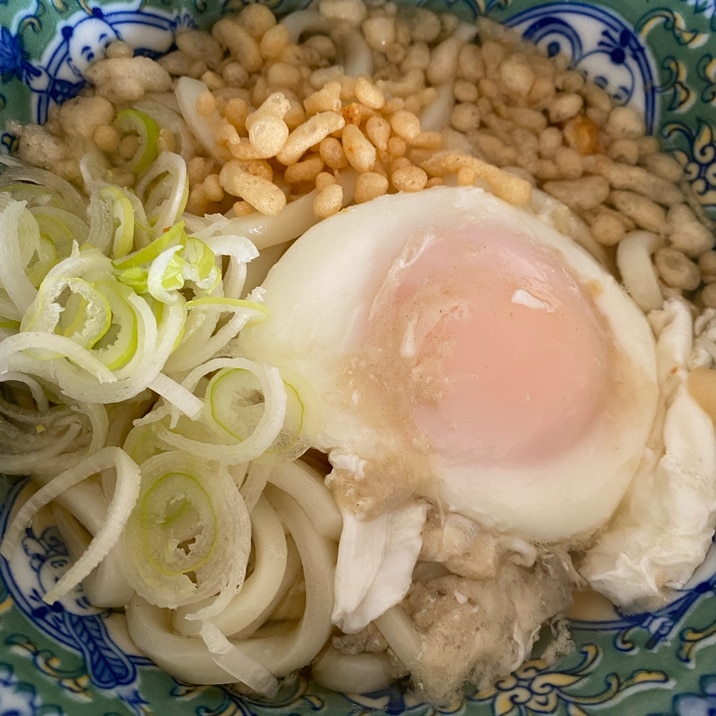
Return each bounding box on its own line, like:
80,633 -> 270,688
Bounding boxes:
365,224 -> 611,469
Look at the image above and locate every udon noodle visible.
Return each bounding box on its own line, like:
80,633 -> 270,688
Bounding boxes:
1,0 -> 715,705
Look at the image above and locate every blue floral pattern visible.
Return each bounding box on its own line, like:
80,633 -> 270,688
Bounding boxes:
0,480 -> 155,715
504,3 -> 658,130
0,26 -> 40,84
670,676 -> 716,716
0,663 -> 64,716
0,1 -> 192,134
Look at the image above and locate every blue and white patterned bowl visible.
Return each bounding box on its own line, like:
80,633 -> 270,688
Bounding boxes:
1,1 -> 716,715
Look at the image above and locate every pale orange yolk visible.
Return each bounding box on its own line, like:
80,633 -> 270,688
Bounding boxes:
369,224 -> 610,468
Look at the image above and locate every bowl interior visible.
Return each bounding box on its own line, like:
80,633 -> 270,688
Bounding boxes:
1,1 -> 716,715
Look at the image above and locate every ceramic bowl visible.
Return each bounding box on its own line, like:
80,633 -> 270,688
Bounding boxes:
1,1 -> 715,715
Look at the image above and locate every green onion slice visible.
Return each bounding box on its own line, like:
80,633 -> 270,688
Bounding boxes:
99,185 -> 136,259
113,108 -> 161,175
204,363 -> 313,464
136,152 -> 189,234
21,276 -> 112,351
121,450 -> 251,610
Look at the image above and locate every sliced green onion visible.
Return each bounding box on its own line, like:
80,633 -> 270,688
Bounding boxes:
262,377 -> 311,463
22,276 -> 112,351
166,298 -> 267,374
42,243 -> 112,285
23,206 -> 88,287
148,372 -> 204,419
173,495 -> 288,638
201,234 -> 259,298
188,296 -> 265,314
0,446 -> 141,605
205,365 -> 312,464
0,421 -> 83,475
182,238 -> 222,294
206,367 -> 268,442
121,450 -> 251,610
0,331 -> 117,383
122,418 -> 165,467
113,221 -> 186,272
156,358 -> 286,463
24,233 -> 58,288
0,155 -> 87,217
98,186 -> 136,259
78,150 -> 112,193
0,371 -> 49,410
174,77 -> 220,157
65,295 -> 184,403
91,278 -> 139,370
0,200 -> 40,314
147,245 -> 185,304
136,152 -> 189,234
113,108 -> 161,175
33,206 -> 89,254
0,317 -> 21,336
87,192 -> 115,257
114,229 -> 220,305
0,181 -> 67,209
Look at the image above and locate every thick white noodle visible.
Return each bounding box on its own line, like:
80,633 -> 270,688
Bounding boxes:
617,230 -> 665,312
268,461 -> 342,541
127,596 -> 265,685
227,189 -> 322,250
312,646 -> 394,694
126,485 -> 335,684
82,543 -> 135,608
223,171 -> 357,251
235,485 -> 336,674
336,29 -> 373,77
198,620 -> 279,696
53,479 -> 107,533
374,606 -> 423,675
279,9 -> 327,44
419,84 -> 455,132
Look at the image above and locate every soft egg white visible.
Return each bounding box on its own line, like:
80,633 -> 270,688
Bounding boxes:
238,186 -> 660,543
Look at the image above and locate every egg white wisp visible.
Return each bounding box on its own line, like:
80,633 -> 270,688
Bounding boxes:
239,186 -> 660,545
